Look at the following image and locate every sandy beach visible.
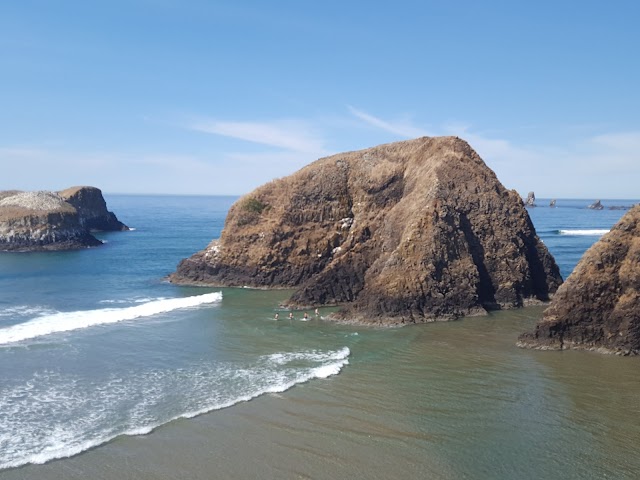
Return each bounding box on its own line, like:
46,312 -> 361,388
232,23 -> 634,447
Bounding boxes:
3,306 -> 639,480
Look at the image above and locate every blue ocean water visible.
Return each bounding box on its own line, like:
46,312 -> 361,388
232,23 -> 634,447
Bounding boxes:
0,195 -> 637,472
526,198 -> 636,279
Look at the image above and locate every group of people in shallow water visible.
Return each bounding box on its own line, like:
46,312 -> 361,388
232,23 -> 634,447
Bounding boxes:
274,308 -> 319,320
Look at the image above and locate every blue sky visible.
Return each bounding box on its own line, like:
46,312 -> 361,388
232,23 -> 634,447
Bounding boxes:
1,1 -> 638,198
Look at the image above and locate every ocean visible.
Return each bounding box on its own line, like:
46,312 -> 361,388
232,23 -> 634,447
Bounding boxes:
0,196 -> 639,480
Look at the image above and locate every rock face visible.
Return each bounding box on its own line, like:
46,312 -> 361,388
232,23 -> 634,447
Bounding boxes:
171,136 -> 562,324
518,205 -> 640,355
525,191 -> 536,207
0,187 -> 128,252
588,200 -> 604,210
59,186 -> 128,232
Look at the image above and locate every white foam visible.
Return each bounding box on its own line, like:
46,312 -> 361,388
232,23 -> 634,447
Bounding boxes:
0,428 -> 111,470
168,349 -> 350,423
266,347 -> 350,365
558,229 -> 609,236
0,293 -> 222,345
312,362 -> 344,378
0,346 -> 350,469
98,297 -> 164,305
0,305 -> 55,318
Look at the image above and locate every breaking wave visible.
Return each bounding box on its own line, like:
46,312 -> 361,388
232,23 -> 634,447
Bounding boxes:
557,229 -> 609,236
0,293 -> 222,345
0,346 -> 350,469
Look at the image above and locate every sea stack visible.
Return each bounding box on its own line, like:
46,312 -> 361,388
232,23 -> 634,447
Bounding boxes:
0,186 -> 128,252
525,191 -> 536,207
171,136 -> 562,324
518,205 -> 640,355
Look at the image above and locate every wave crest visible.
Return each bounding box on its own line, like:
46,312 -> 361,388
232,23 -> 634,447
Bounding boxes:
0,293 -> 222,345
557,229 -> 609,236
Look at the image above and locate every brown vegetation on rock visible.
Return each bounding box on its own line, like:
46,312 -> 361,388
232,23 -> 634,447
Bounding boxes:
518,205 -> 640,355
171,136 -> 562,324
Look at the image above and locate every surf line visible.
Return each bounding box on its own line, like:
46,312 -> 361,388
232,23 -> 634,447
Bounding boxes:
557,229 -> 609,236
0,292 -> 222,345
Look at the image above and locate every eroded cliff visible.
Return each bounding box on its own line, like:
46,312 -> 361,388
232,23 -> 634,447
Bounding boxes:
0,187 -> 128,252
171,136 -> 562,324
59,186 -> 128,232
518,205 -> 640,355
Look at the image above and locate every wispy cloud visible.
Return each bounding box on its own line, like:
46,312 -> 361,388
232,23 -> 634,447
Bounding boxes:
0,143 -> 315,195
190,118 -> 327,154
5,109 -> 638,199
345,107 -> 640,199
582,131 -> 640,175
0,147 -> 49,159
452,127 -> 640,198
347,105 -> 431,138
0,146 -> 113,169
591,131 -> 640,150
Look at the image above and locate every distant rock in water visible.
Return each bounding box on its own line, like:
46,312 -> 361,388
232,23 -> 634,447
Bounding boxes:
525,191 -> 536,207
170,136 -> 562,325
0,186 -> 128,252
549,199 -> 556,208
59,186 -> 128,231
588,200 -> 604,210
518,205 -> 640,355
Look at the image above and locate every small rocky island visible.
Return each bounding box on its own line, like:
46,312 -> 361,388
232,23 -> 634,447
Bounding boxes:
518,205 -> 640,355
524,191 -> 536,207
0,186 -> 128,252
171,136 -> 562,324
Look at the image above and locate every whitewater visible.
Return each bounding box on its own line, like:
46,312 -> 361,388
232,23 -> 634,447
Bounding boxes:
558,229 -> 610,236
0,293 -> 223,345
0,346 -> 350,469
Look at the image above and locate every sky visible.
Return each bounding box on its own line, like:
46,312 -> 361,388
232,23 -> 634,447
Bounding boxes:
1,0 -> 639,198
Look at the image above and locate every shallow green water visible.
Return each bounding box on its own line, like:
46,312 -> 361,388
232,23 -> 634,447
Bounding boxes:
2,195 -> 639,479
3,302 -> 639,480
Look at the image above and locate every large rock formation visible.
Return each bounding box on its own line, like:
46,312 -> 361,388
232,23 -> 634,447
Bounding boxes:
170,136 -> 562,324
0,187 -> 128,252
518,205 -> 640,355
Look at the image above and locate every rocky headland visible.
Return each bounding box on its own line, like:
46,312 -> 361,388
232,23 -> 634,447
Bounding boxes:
170,136 -> 562,325
518,205 -> 640,355
0,186 -> 128,252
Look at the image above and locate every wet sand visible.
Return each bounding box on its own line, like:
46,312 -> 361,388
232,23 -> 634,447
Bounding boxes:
3,307 -> 640,480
